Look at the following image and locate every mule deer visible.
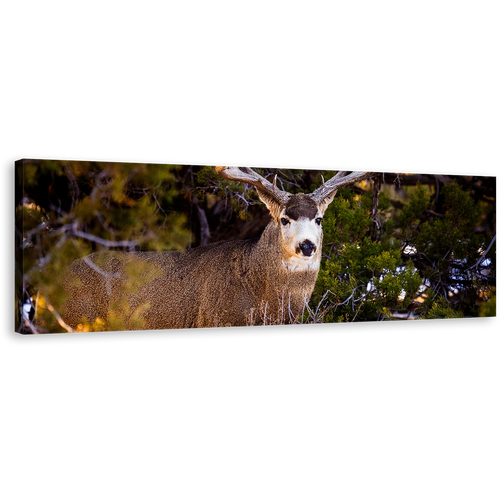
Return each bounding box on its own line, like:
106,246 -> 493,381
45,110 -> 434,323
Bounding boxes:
57,167 -> 373,331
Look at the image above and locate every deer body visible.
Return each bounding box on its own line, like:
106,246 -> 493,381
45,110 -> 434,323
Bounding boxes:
57,168 -> 372,331
63,218 -> 320,330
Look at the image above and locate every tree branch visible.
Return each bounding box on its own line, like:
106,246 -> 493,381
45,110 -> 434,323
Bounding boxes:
26,320 -> 41,334
73,230 -> 138,248
192,196 -> 211,246
82,256 -> 121,296
371,175 -> 381,239
45,301 -> 74,333
468,234 -> 496,270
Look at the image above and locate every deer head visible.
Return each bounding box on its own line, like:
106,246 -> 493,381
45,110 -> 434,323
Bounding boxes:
216,167 -> 373,271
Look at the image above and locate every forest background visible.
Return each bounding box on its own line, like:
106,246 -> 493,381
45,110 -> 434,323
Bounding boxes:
16,160 -> 496,333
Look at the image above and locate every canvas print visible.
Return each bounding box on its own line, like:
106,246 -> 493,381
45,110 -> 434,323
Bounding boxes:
15,160 -> 496,334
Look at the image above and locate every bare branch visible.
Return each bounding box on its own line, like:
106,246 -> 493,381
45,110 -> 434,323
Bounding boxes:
48,204 -> 68,217
52,223 -> 78,234
192,196 -> 211,246
288,292 -> 294,323
53,221 -> 138,247
468,234 -> 496,270
234,192 -> 253,208
26,319 -> 41,334
152,192 -> 169,225
266,168 -> 304,191
394,174 -> 401,188
371,175 -> 382,239
351,301 -> 364,322
82,256 -> 121,296
73,230 -> 138,248
24,221 -> 51,240
64,164 -> 81,212
45,301 -> 74,333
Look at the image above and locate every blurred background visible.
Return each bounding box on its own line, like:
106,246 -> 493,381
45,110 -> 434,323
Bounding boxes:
16,160 -> 496,332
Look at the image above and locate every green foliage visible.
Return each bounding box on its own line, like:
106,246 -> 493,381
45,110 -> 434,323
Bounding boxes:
308,177 -> 495,323
399,184 -> 431,229
479,295 -> 496,317
414,183 -> 483,263
195,165 -> 265,221
22,159 -> 64,186
322,192 -> 370,245
420,297 -> 464,320
309,184 -> 421,322
16,160 -> 192,332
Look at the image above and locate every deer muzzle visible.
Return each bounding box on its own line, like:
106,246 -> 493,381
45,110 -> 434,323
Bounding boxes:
298,240 -> 317,257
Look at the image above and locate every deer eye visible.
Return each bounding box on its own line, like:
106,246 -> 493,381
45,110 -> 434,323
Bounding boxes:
315,217 -> 323,225
281,218 -> 290,226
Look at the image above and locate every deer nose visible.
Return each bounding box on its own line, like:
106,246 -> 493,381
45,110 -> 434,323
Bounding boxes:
298,239 -> 316,257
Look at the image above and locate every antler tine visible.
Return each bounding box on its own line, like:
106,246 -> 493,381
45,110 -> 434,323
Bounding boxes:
215,166 -> 291,205
311,171 -> 374,203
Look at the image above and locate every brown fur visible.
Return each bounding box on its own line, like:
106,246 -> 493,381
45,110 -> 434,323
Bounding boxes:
284,193 -> 318,220
61,221 -> 318,331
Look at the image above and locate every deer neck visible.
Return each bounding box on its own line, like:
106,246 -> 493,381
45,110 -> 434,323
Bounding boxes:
245,221 -> 321,322
253,222 -> 322,277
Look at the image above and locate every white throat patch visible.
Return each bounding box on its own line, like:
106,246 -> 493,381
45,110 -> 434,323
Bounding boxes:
281,256 -> 320,272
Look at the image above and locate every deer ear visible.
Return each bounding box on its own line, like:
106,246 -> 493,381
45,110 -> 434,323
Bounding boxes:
256,188 -> 282,220
317,189 -> 338,214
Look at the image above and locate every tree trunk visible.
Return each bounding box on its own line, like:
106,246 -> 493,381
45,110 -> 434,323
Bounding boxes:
371,174 -> 382,240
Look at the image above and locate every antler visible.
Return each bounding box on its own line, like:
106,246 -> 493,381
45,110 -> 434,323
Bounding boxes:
310,171 -> 374,204
215,166 -> 291,205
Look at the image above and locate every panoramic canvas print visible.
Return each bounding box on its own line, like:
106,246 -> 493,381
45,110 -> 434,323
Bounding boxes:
15,160 -> 496,334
